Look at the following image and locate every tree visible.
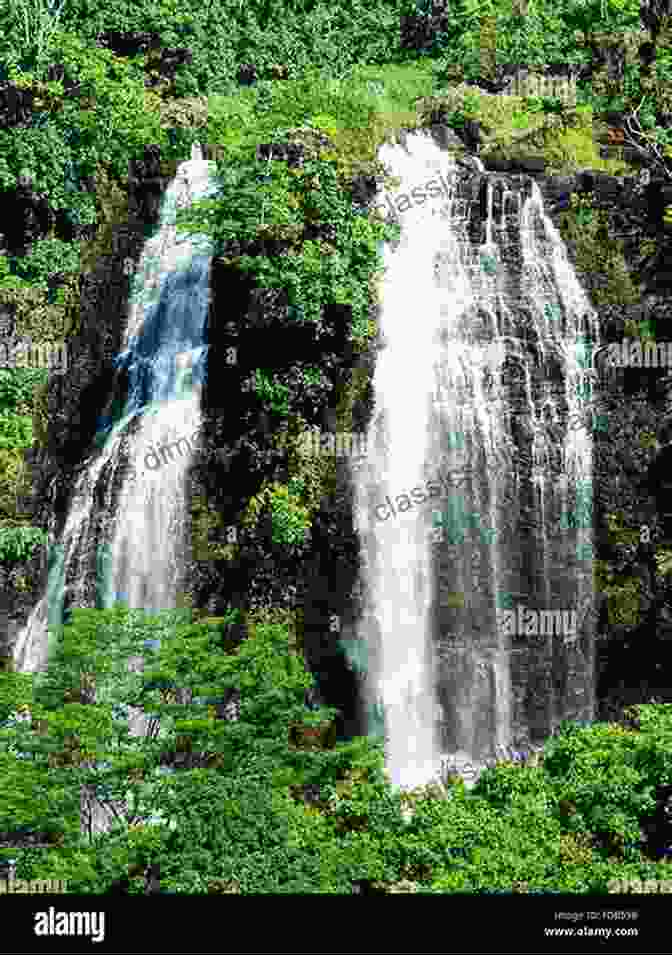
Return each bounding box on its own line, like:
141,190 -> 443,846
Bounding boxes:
0,603 -> 378,891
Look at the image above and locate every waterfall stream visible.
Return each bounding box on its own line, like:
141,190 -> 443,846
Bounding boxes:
354,131 -> 596,791
13,150 -> 218,705
12,130 -> 597,805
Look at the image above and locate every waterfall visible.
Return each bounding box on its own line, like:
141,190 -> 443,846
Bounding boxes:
13,153 -> 219,699
354,131 -> 596,791
12,126 -> 596,806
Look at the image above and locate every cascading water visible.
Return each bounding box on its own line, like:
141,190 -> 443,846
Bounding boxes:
13,146 -> 218,713
354,131 -> 596,791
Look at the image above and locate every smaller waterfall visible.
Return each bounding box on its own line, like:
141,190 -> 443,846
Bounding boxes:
11,150 -> 219,838
13,152 -> 218,680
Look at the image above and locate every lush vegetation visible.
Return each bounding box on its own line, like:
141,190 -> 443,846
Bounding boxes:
0,606 -> 671,893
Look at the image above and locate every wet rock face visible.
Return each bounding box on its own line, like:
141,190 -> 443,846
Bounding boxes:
641,0 -> 672,43
15,146 -> 175,544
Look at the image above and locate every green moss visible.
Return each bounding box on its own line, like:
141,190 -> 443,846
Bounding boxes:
242,480 -> 311,548
540,116 -> 631,177
78,164 -> 129,275
593,560 -> 642,628
558,193 -> 640,306
190,494 -> 233,562
0,448 -> 27,519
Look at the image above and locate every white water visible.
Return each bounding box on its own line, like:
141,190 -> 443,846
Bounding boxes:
353,138 -> 448,789
13,130 -> 596,801
13,153 -> 218,698
354,131 -> 597,791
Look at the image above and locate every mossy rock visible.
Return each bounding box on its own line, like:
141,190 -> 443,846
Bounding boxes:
0,448 -> 28,519
158,96 -> 209,132
558,198 -> 641,306
385,879 -> 419,893
78,164 -> 129,274
32,378 -> 49,450
207,879 -> 241,894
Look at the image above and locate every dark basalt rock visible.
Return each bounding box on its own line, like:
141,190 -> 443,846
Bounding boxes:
428,123 -> 466,152
0,184 -> 56,256
237,63 -> 258,86
485,156 -> 546,174
96,31 -> 192,91
400,0 -> 451,55
256,141 -> 308,168
128,144 -> 172,225
145,47 -> 194,88
44,63 -> 83,99
0,83 -> 37,131
96,31 -> 162,57
459,119 -> 483,153
349,172 -> 379,213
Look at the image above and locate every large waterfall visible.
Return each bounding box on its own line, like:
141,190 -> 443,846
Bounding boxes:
354,131 -> 596,790
13,145 -> 218,706
12,131 -> 596,800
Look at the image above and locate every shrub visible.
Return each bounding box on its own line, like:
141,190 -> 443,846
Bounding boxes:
0,411 -> 32,450
542,718 -> 671,860
0,369 -> 48,414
